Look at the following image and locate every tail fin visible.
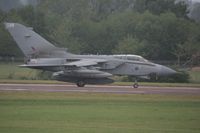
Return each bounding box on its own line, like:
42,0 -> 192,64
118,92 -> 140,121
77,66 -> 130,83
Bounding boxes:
4,22 -> 67,58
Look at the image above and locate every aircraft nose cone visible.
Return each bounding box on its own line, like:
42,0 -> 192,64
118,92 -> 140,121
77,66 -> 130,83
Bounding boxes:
159,65 -> 176,76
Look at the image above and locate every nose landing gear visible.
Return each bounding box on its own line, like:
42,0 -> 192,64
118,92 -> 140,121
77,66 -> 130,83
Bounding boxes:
133,79 -> 139,88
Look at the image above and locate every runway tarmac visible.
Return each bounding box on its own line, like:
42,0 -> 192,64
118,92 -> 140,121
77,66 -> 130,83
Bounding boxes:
0,83 -> 200,95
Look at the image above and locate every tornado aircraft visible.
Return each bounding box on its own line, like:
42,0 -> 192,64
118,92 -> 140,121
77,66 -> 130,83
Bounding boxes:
5,23 -> 176,88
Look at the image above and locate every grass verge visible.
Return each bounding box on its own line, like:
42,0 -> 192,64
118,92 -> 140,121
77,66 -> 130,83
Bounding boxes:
0,92 -> 200,133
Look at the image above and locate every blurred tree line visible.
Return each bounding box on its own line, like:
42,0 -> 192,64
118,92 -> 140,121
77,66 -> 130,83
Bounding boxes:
0,0 -> 199,65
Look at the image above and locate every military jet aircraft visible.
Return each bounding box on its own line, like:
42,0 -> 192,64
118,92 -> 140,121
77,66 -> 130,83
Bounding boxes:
5,23 -> 176,88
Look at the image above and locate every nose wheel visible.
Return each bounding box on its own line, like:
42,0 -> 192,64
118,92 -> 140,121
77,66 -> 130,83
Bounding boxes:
76,81 -> 85,87
133,79 -> 139,88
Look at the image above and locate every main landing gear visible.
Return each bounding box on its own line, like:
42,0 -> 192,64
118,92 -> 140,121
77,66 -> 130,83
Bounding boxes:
133,79 -> 139,88
76,81 -> 86,87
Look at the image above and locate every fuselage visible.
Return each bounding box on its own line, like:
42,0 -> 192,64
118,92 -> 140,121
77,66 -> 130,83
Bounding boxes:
25,54 -> 175,78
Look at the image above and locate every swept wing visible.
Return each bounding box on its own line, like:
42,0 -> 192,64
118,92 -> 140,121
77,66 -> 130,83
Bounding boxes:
20,58 -> 107,67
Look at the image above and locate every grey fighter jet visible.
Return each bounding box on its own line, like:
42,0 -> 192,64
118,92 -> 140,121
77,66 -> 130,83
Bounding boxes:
4,23 -> 176,88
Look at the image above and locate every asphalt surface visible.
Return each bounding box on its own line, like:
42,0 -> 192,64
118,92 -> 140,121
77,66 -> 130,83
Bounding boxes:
0,83 -> 200,95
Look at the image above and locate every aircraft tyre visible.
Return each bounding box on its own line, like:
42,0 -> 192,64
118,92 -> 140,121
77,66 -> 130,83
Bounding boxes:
77,81 -> 85,87
133,83 -> 139,88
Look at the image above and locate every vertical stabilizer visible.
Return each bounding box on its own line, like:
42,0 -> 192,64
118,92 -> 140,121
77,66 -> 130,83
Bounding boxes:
4,23 -> 61,57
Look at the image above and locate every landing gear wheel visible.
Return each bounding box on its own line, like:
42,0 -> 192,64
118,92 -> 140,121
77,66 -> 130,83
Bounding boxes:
76,81 -> 85,87
133,78 -> 139,88
133,83 -> 139,88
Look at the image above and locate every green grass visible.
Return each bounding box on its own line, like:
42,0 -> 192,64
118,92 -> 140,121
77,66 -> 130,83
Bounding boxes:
0,92 -> 200,133
0,79 -> 65,84
189,71 -> 200,83
0,63 -> 38,80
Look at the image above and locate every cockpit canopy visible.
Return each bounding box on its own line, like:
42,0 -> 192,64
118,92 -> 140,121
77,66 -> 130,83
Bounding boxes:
113,55 -> 148,62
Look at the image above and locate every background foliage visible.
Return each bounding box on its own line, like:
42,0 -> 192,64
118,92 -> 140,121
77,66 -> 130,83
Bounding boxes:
0,0 -> 199,64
